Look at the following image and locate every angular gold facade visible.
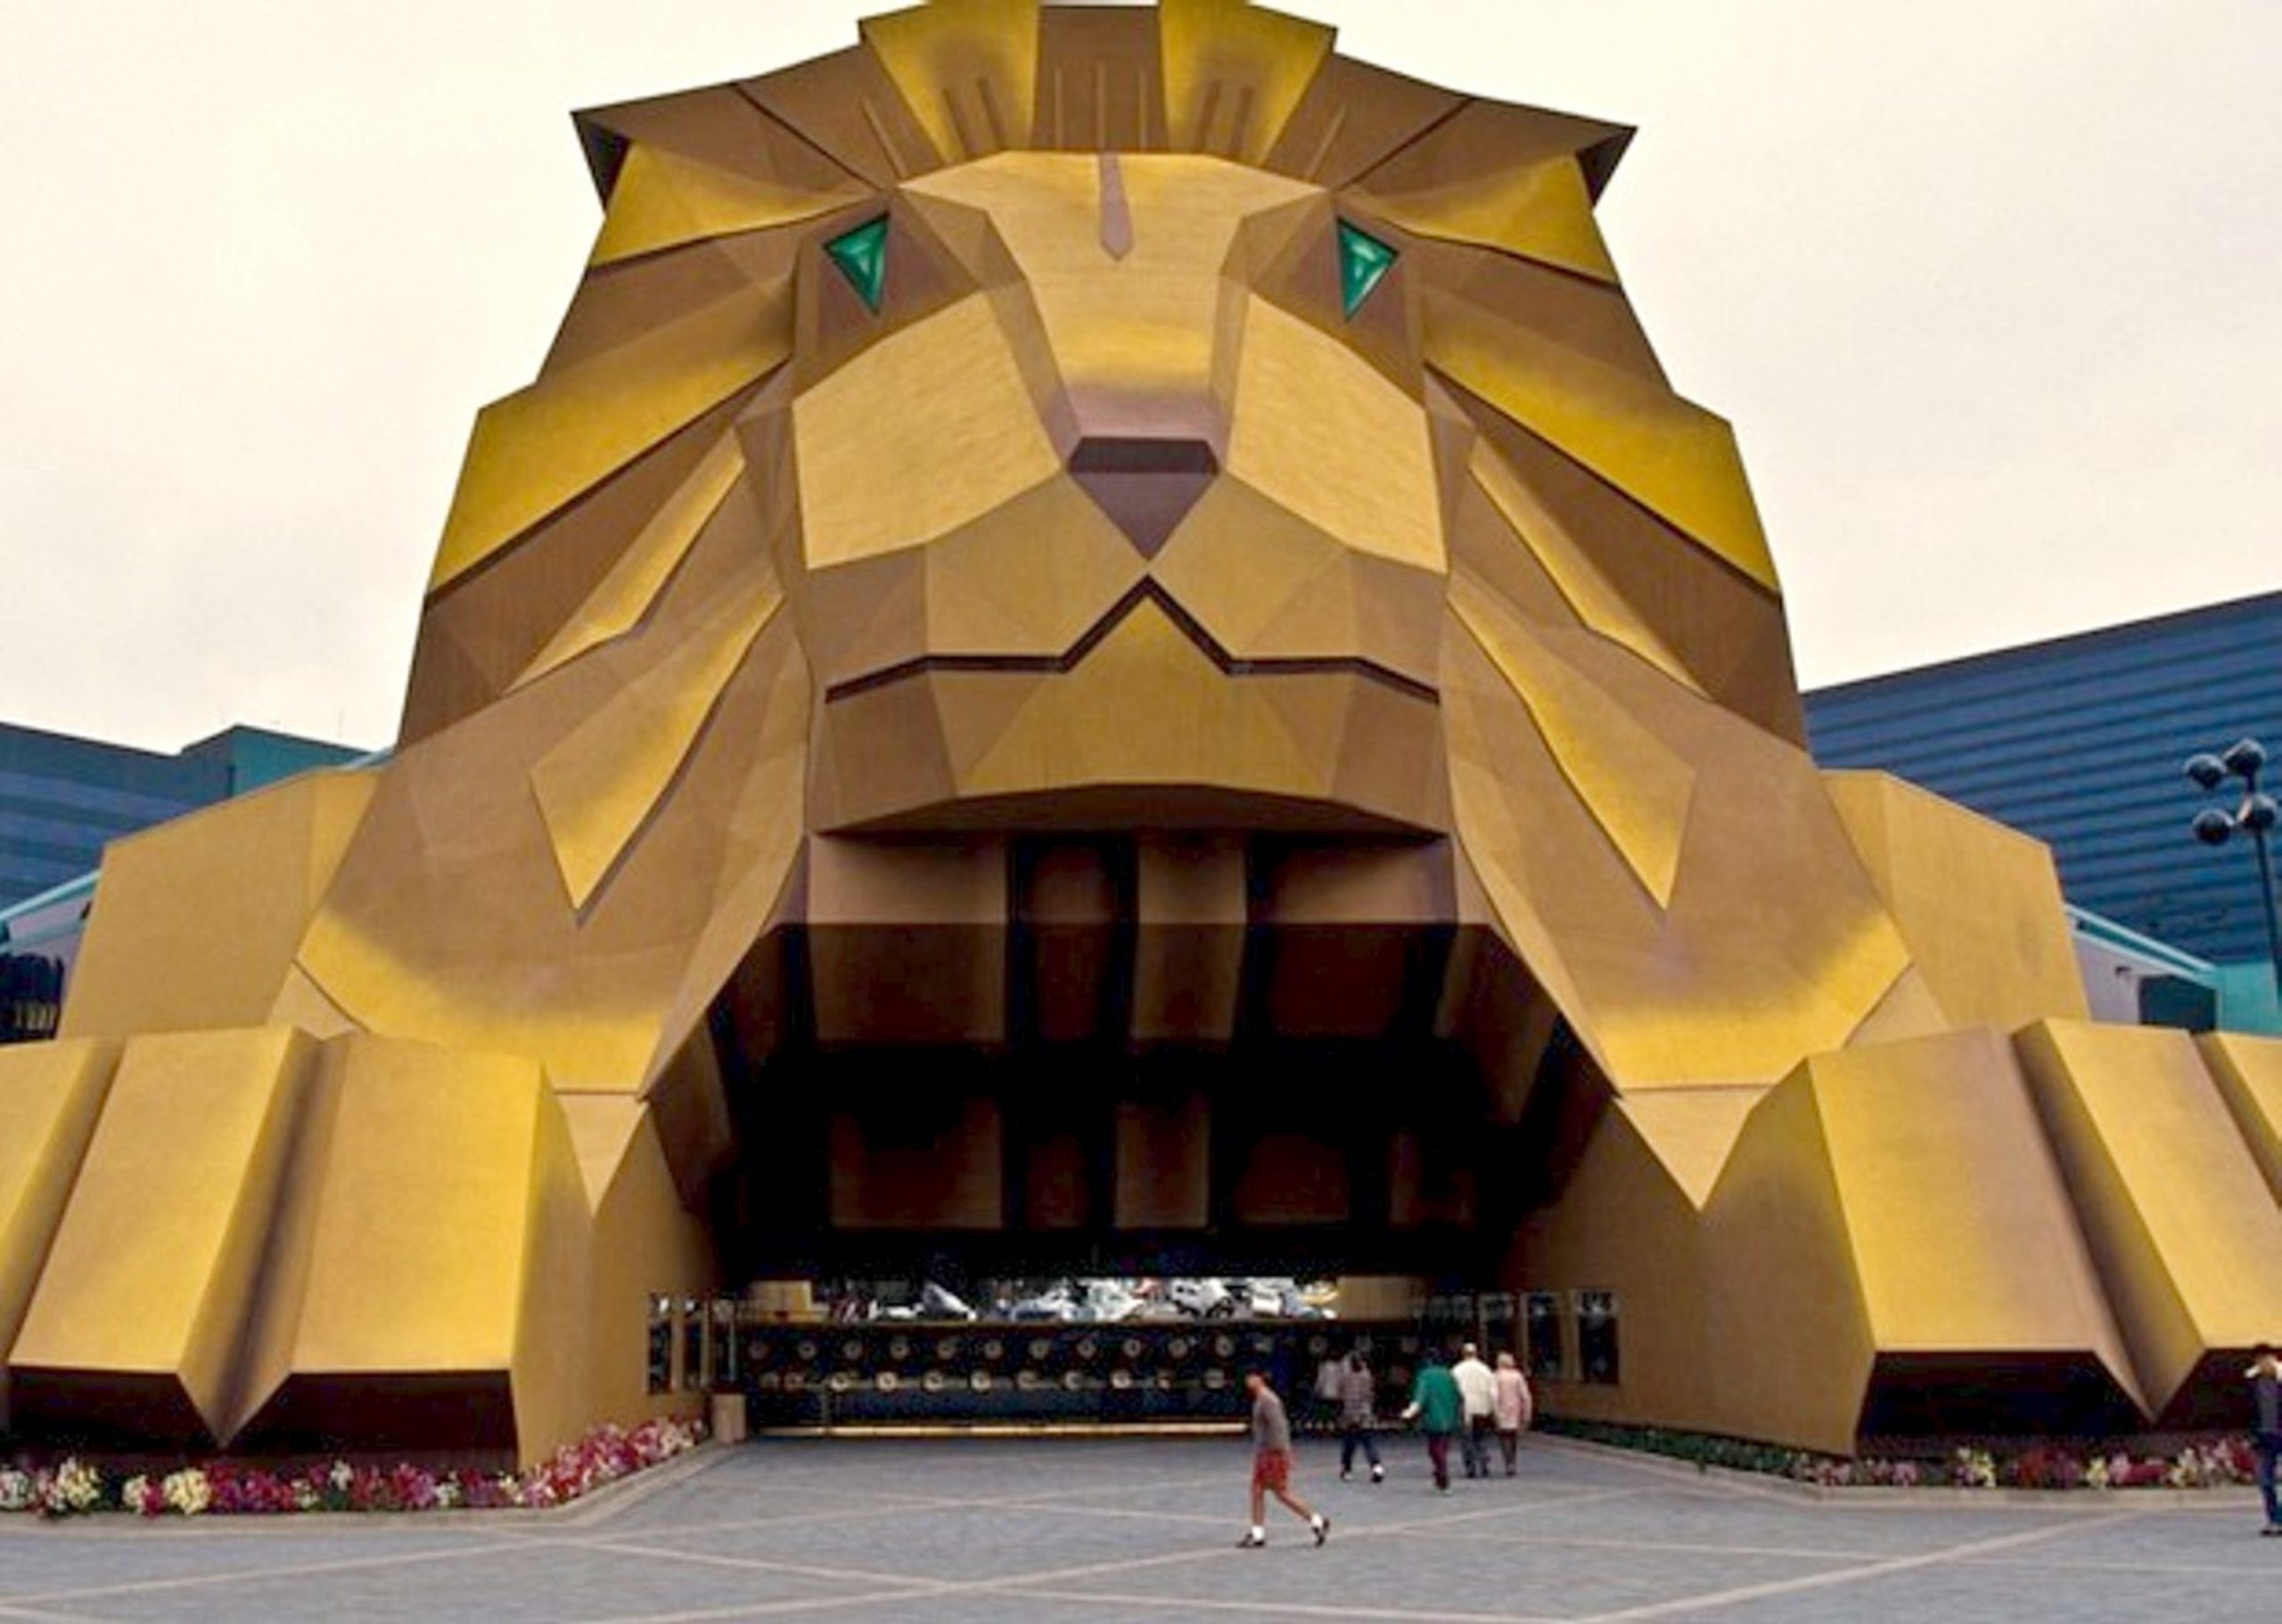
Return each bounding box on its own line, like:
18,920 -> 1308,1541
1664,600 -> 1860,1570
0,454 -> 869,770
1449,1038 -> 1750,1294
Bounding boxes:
7,1 -> 2276,1464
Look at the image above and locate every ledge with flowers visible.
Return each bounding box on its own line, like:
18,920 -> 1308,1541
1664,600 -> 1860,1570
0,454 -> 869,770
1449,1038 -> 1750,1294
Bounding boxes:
1536,1417 -> 2260,1494
0,1415 -> 704,1520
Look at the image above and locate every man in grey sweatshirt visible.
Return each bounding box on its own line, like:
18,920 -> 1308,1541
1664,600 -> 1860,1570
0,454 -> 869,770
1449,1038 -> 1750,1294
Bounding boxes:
1239,1372 -> 1329,1549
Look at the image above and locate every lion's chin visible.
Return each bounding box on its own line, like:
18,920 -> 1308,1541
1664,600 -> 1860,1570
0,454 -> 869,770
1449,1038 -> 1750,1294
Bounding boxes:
829,783 -> 1438,837
809,656 -> 1447,838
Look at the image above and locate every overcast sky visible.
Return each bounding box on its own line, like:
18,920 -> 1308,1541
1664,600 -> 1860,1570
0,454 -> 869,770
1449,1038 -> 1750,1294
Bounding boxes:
4,0 -> 2276,753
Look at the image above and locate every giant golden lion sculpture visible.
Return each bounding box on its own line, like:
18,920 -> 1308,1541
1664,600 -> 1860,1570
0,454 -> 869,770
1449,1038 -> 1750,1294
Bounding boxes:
5,1 -> 2279,1464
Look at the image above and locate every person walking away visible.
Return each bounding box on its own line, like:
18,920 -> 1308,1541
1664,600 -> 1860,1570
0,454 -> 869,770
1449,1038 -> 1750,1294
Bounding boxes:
1492,1350 -> 1533,1477
1239,1371 -> 1330,1548
1451,1342 -> 1496,1480
1401,1350 -> 1464,1493
1336,1349 -> 1384,1482
1314,1349 -> 1345,1433
2252,1343 -> 2282,1535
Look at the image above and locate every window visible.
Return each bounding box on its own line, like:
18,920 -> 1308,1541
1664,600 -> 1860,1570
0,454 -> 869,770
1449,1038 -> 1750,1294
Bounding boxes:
679,1296 -> 709,1391
1523,1292 -> 1564,1382
1576,1290 -> 1621,1385
645,1295 -> 673,1395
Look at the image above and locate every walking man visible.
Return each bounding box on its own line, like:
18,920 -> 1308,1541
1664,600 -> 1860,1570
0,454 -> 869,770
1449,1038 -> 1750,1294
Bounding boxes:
1336,1349 -> 1384,1482
2252,1343 -> 2282,1535
1239,1370 -> 1330,1548
1401,1349 -> 1464,1493
1452,1341 -> 1496,1480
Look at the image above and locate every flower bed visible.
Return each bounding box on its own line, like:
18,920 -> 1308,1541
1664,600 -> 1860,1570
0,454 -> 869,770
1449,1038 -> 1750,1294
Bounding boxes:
0,1417 -> 703,1520
1535,1417 -> 2257,1490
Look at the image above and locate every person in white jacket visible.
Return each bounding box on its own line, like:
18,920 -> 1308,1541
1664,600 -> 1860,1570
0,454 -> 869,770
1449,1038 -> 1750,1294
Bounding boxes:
1450,1342 -> 1496,1480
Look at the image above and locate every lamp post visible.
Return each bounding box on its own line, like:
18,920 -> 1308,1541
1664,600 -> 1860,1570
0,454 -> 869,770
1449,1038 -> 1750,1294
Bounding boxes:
2184,736 -> 2282,1002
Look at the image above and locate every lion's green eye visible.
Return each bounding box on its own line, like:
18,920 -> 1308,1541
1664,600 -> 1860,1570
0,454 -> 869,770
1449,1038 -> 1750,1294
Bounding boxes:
1336,221 -> 1397,318
826,216 -> 891,313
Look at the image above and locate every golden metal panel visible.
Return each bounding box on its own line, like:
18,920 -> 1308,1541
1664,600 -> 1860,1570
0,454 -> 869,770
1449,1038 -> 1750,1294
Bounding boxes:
1034,5 -> 1167,152
583,81 -> 870,191
1226,295 -> 1443,570
1444,612 -> 1910,1090
510,1066 -> 595,1462
1133,835 -> 1245,1044
300,613 -> 808,1098
793,292 -> 1062,566
2203,1032 -> 2282,1202
1357,154 -> 1615,285
1842,965 -> 1950,1048
1469,439 -> 1701,693
1262,53 -> 1463,187
431,279 -> 792,592
0,1039 -> 118,1423
1145,472 -> 1347,642
513,436 -> 745,690
592,144 -> 866,266
578,1099 -> 714,1427
529,568 -> 783,909
62,771 -> 377,1040
8,1029 -> 317,1440
939,599 -> 1330,811
283,1037 -> 554,1374
1424,290 -> 1777,591
1512,1101 -> 1718,1436
1617,1086 -> 1765,1210
920,475 -> 1145,655
742,45 -> 943,185
1700,1071 -> 1876,1455
1808,1030 -> 2138,1398
1158,0 -> 1333,163
1824,770 -> 2089,1030
1450,573 -> 1692,906
2015,1020 -> 2282,1414
906,152 -> 1315,440
555,1091 -> 649,1213
861,0 -> 1040,162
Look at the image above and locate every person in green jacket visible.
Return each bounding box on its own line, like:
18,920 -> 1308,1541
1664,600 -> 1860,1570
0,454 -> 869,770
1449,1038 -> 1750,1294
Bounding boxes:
1401,1349 -> 1465,1493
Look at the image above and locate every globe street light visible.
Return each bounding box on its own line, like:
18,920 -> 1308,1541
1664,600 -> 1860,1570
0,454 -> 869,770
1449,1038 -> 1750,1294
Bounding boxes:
2184,735 -> 2282,1002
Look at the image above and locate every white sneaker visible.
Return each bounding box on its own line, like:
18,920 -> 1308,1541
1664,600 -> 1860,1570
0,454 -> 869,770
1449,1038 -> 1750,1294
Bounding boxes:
1236,1529 -> 1266,1549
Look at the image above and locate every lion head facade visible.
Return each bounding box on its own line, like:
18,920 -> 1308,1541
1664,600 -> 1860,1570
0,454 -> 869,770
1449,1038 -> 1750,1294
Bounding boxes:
29,3 -> 2212,1471
74,0 -> 2088,1169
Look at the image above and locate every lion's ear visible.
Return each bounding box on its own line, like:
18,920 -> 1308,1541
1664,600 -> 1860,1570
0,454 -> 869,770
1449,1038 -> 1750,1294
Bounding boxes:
575,86 -> 874,267
1344,101 -> 1631,285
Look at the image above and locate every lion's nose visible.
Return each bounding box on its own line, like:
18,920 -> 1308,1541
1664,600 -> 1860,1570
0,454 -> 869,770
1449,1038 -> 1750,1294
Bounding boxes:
1070,438 -> 1218,559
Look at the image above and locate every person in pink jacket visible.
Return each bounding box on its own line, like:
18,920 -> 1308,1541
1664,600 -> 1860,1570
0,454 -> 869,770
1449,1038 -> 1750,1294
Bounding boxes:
1492,1350 -> 1533,1476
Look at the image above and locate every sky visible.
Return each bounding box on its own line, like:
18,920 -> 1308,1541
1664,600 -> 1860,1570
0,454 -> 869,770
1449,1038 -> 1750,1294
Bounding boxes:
4,0 -> 2277,754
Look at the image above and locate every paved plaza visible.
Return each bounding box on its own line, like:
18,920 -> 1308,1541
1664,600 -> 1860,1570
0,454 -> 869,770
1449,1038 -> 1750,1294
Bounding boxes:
0,1436 -> 2270,1621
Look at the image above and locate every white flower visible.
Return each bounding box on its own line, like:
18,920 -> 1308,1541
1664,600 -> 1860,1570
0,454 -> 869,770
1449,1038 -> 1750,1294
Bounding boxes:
161,1468 -> 211,1517
45,1459 -> 105,1515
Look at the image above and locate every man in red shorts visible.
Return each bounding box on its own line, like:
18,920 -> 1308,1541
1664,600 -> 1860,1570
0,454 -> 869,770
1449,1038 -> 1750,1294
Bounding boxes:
1239,1370 -> 1329,1548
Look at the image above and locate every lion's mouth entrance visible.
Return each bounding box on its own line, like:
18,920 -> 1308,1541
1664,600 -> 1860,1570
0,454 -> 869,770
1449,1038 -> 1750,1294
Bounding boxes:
703,836 -> 1606,1281
1069,437 -> 1219,559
